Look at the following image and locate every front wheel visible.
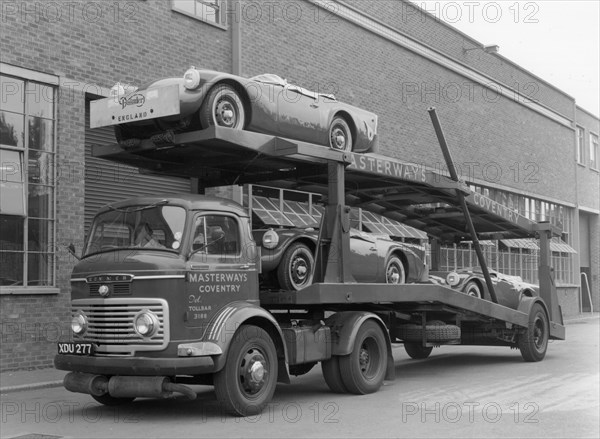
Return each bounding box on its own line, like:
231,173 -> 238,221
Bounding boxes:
518,303 -> 549,362
329,117 -> 353,151
199,84 -> 246,130
339,320 -> 387,394
277,243 -> 314,291
464,281 -> 483,298
404,343 -> 433,359
214,325 -> 278,416
91,394 -> 135,406
385,256 -> 406,284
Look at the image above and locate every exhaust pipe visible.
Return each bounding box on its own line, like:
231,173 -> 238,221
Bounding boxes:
64,373 -> 108,396
64,373 -> 196,400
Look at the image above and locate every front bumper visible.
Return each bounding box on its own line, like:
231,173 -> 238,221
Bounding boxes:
54,354 -> 216,376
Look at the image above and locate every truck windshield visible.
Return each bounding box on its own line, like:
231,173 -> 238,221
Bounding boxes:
84,204 -> 186,256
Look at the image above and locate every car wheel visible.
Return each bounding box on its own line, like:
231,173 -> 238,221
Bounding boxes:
464,281 -> 483,298
277,243 -> 314,291
199,84 -> 246,130
329,117 -> 353,151
91,393 -> 135,406
339,320 -> 387,394
404,343 -> 434,359
213,325 -> 278,416
518,303 -> 549,362
385,255 -> 406,284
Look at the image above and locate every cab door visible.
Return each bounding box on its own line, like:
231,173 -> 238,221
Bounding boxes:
183,213 -> 258,328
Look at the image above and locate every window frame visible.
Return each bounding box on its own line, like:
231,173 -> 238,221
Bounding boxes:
576,126 -> 585,165
0,72 -> 57,295
172,0 -> 227,30
590,132 -> 599,171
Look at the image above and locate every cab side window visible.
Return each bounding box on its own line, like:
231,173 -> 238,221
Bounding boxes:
192,215 -> 240,256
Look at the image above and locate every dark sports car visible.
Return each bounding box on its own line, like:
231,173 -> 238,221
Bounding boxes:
104,68 -> 379,153
433,268 -> 539,309
254,227 -> 427,291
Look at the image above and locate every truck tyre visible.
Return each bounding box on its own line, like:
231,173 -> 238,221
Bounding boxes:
464,281 -> 483,298
277,243 -> 314,291
404,343 -> 433,359
91,394 -> 135,406
385,255 -> 406,284
339,320 -> 387,394
329,117 -> 353,151
289,362 -> 316,376
200,84 -> 246,130
321,356 -> 348,393
395,321 -> 461,343
214,325 -> 278,416
518,303 -> 549,362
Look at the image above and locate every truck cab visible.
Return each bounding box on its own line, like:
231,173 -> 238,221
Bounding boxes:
56,194 -> 278,391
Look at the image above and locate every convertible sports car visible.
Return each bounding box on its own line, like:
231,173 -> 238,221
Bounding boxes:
436,268 -> 539,309
111,67 -> 379,153
254,227 -> 427,291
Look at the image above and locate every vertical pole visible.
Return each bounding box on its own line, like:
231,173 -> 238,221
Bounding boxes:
314,161 -> 355,283
428,107 -> 498,303
538,226 -> 561,323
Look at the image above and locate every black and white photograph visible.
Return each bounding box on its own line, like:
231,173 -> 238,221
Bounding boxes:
1,1 -> 598,438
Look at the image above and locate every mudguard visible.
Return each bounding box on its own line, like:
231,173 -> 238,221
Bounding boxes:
516,296 -> 549,327
325,311 -> 395,381
201,301 -> 290,383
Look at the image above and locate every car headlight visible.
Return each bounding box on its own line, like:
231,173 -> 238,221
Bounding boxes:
71,311 -> 88,335
134,311 -> 159,337
446,272 -> 461,287
262,229 -> 279,249
183,67 -> 201,90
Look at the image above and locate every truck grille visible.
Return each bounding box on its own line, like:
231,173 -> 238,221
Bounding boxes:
88,282 -> 131,296
72,298 -> 169,356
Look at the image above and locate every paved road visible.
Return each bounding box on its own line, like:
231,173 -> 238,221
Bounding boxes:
2,319 -> 598,438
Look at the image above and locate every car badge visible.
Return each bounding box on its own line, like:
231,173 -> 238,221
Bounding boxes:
98,285 -> 110,297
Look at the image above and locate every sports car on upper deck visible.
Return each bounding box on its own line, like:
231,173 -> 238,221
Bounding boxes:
110,67 -> 379,153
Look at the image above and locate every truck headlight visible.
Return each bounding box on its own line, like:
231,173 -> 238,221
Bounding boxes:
71,311 -> 88,335
446,272 -> 461,287
134,311 -> 159,337
262,229 -> 279,249
183,67 -> 201,90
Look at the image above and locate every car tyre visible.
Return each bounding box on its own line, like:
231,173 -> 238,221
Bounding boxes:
277,243 -> 314,291
214,325 -> 278,416
329,117 -> 353,151
321,356 -> 348,393
91,394 -> 135,406
339,320 -> 387,394
464,280 -> 483,299
385,255 -> 406,284
395,320 -> 461,343
404,343 -> 434,359
518,303 -> 549,362
200,84 -> 246,130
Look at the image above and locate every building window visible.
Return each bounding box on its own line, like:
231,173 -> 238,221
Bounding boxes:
591,133 -> 599,170
172,0 -> 226,27
576,126 -> 585,164
0,74 -> 56,288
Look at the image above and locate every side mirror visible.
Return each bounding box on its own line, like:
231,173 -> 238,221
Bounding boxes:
67,243 -> 81,260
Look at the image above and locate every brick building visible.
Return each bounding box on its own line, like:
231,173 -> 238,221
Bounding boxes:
0,0 -> 598,371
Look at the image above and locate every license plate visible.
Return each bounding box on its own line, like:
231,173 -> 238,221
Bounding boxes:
89,84 -> 180,128
57,342 -> 95,356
